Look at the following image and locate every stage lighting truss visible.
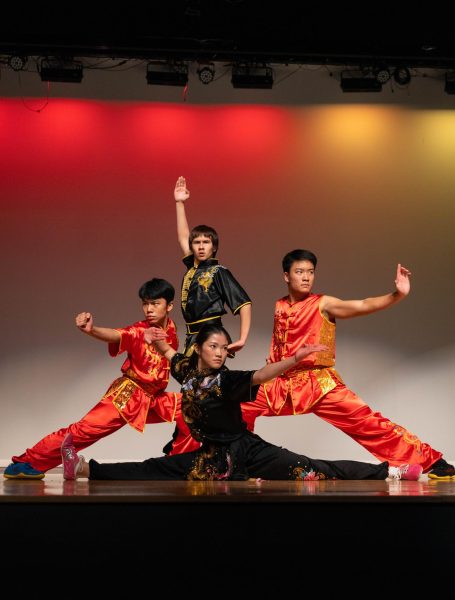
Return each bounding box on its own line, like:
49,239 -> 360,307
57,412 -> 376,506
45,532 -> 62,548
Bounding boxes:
146,61 -> 188,86
197,63 -> 215,84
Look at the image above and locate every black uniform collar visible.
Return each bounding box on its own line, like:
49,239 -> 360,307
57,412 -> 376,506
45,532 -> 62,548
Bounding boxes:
182,255 -> 219,269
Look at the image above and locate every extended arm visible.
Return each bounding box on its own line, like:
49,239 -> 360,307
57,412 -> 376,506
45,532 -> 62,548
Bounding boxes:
174,176 -> 191,256
75,312 -> 121,343
143,327 -> 176,362
228,303 -> 252,353
252,344 -> 328,385
320,264 -> 411,320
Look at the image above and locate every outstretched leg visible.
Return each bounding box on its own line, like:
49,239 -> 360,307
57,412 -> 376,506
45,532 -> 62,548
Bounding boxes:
244,435 -> 390,480
87,452 -> 197,480
312,383 -> 442,472
10,396 -> 128,473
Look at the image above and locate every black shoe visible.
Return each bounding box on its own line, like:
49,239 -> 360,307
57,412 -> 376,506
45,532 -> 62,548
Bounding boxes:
428,458 -> 455,480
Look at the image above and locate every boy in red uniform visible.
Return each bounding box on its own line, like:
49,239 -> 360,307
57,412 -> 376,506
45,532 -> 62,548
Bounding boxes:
240,249 -> 454,480
4,278 -> 192,479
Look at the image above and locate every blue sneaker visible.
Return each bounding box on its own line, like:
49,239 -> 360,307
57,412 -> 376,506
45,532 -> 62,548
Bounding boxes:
3,462 -> 45,479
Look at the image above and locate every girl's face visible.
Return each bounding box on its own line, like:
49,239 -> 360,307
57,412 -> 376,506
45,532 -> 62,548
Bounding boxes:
196,333 -> 229,370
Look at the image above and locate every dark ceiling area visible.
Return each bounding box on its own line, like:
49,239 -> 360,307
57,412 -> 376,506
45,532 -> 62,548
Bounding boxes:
1,2 -> 454,69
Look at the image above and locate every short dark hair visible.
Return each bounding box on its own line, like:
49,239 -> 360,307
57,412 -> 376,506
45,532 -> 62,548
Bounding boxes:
282,249 -> 318,272
138,278 -> 175,303
189,225 -> 219,257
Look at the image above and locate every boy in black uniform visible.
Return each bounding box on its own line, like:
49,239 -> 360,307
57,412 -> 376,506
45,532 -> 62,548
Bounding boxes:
174,175 -> 252,355
162,176 -> 252,454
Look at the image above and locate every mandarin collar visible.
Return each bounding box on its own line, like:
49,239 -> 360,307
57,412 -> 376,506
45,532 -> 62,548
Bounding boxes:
182,255 -> 219,269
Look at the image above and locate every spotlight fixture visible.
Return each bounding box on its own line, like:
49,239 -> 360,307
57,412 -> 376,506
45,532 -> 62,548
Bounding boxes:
444,73 -> 455,95
8,55 -> 27,71
197,63 -> 215,85
231,64 -> 273,89
374,67 -> 391,84
393,66 -> 411,86
39,58 -> 83,83
146,61 -> 188,87
340,74 -> 382,93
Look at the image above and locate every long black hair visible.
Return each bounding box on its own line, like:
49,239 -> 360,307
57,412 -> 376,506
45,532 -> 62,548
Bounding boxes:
189,323 -> 233,369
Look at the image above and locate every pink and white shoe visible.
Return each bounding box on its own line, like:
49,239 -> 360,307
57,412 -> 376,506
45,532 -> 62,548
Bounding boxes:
61,432 -> 83,480
388,464 -> 423,481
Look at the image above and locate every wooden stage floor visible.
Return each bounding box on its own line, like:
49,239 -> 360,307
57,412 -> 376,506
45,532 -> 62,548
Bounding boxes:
2,472 -> 455,503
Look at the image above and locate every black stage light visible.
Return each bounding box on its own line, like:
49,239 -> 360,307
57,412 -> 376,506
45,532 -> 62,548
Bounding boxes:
375,67 -> 391,84
393,66 -> 411,86
231,64 -> 273,89
340,75 -> 382,92
197,63 -> 215,84
39,59 -> 83,83
444,73 -> 455,94
146,62 -> 188,86
8,55 -> 27,71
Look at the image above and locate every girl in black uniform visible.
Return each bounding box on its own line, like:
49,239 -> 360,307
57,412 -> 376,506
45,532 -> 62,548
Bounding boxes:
62,324 -> 422,482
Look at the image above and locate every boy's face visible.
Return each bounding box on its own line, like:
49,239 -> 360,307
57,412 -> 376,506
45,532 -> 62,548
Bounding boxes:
284,260 -> 315,299
191,235 -> 214,262
142,298 -> 173,327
